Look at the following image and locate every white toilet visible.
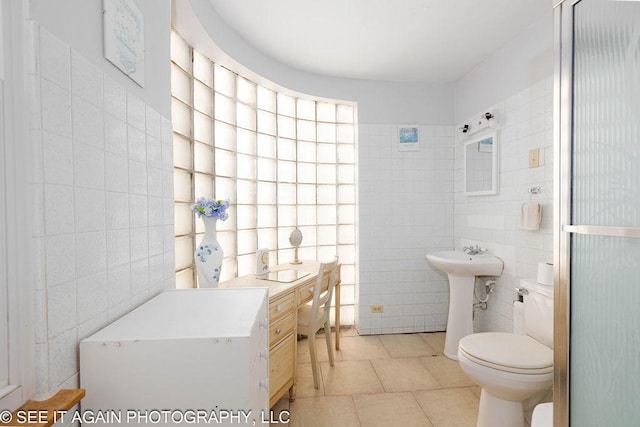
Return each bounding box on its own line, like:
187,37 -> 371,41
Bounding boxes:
531,402 -> 553,427
458,279 -> 553,427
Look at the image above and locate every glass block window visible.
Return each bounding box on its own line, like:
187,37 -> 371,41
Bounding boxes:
170,31 -> 357,317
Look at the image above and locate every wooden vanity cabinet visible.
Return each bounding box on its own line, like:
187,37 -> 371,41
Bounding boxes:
268,291 -> 297,408
219,261 -> 341,409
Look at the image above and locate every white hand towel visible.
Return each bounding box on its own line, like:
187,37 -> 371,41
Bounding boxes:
519,202 -> 542,230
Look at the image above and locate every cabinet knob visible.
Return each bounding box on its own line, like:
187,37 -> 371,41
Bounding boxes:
275,328 -> 282,335
260,379 -> 269,390
259,318 -> 268,328
276,304 -> 282,312
260,348 -> 269,359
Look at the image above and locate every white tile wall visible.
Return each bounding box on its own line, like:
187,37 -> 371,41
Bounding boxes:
357,78 -> 553,336
29,27 -> 175,395
40,78 -> 71,138
104,113 -> 128,156
72,96 -> 104,149
71,52 -> 103,107
23,22 -> 552,399
43,131 -> 73,185
357,124 -> 454,335
454,76 -> 554,333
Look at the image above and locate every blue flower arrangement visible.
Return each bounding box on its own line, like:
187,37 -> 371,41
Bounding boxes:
191,197 -> 230,221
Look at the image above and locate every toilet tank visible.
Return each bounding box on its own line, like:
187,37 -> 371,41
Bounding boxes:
522,279 -> 554,348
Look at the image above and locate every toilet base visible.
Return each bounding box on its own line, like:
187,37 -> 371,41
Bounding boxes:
478,389 -> 524,427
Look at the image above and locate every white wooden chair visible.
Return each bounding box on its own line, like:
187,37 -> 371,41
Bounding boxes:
296,257 -> 339,389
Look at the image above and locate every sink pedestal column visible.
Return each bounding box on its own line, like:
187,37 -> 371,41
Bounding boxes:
444,274 -> 475,360
425,251 -> 503,360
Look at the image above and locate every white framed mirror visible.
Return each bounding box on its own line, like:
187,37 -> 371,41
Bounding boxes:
464,132 -> 498,196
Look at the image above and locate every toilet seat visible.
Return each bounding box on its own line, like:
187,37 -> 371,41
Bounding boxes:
459,332 -> 553,375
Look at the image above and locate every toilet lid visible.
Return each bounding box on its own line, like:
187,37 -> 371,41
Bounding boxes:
459,332 -> 553,374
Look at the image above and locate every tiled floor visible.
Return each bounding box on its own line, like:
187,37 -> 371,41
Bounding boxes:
272,330 -> 481,427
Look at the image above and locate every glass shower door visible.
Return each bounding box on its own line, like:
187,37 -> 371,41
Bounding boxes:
561,0 -> 640,425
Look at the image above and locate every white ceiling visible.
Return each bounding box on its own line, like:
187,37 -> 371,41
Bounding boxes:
208,0 -> 550,84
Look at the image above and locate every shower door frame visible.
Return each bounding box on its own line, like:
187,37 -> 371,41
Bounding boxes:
554,0 -> 640,425
553,2 -> 572,425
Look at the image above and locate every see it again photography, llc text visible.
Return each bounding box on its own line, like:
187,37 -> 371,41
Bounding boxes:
1,408 -> 291,425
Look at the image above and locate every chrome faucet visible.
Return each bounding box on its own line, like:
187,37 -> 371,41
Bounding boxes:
462,245 -> 487,255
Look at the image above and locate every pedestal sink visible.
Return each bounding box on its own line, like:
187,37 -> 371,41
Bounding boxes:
426,251 -> 503,360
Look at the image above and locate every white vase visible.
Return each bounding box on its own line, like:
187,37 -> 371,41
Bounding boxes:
194,216 -> 223,288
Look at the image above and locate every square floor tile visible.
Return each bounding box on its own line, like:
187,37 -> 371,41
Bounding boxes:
295,363 -> 326,398
420,332 -> 446,354
337,335 -> 391,361
340,327 -> 359,337
353,392 -> 433,427
372,358 -> 441,392
288,395 -> 360,427
413,387 -> 479,427
288,333 -> 485,426
297,336 -> 343,365
421,355 -> 476,388
271,396 -> 290,411
321,360 -> 384,396
379,333 -> 439,358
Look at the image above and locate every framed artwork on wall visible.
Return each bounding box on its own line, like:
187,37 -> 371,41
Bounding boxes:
103,0 -> 146,87
398,125 -> 420,151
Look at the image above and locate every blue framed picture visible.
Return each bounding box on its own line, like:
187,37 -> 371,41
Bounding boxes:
398,125 -> 419,151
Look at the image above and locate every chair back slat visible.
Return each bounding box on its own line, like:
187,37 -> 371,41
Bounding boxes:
311,257 -> 339,318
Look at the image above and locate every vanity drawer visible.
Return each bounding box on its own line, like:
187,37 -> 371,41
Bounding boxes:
269,334 -> 295,402
269,292 -> 294,321
297,281 -> 323,305
269,312 -> 294,348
